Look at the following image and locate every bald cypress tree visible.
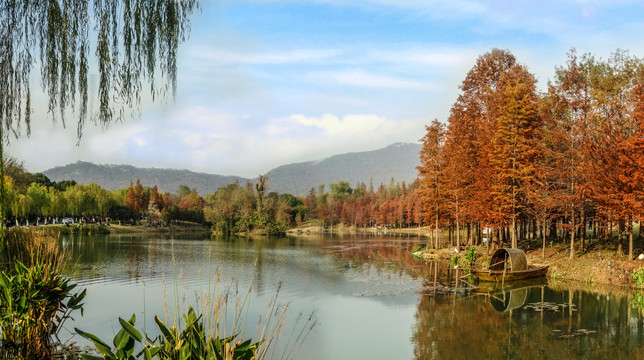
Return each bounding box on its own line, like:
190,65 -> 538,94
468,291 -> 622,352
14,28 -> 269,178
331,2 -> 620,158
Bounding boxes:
489,65 -> 541,249
417,120 -> 445,248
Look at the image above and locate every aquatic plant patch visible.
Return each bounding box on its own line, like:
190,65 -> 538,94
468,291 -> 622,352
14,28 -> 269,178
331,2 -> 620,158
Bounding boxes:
0,261 -> 85,358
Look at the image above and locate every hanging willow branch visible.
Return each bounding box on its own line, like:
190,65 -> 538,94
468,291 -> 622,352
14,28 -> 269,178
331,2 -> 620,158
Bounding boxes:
0,0 -> 199,142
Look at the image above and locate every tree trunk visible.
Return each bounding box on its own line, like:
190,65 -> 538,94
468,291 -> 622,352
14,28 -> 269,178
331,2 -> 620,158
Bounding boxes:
638,219 -> 641,243
511,216 -> 517,249
580,207 -> 586,252
435,214 -> 439,249
629,220 -> 634,260
542,218 -> 547,259
569,209 -> 575,259
617,220 -> 624,256
549,221 -> 557,243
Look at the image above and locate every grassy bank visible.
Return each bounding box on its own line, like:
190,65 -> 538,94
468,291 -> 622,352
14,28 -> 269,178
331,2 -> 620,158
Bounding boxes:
414,244 -> 644,289
26,221 -> 212,236
108,221 -> 211,234
39,224 -> 111,236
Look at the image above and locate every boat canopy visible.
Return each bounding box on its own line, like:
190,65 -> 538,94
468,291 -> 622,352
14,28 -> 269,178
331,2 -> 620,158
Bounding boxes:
489,248 -> 528,271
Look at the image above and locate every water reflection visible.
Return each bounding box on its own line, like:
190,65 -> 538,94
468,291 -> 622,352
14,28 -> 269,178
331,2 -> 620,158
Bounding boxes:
60,234 -> 644,360
327,240 -> 644,359
411,282 -> 644,359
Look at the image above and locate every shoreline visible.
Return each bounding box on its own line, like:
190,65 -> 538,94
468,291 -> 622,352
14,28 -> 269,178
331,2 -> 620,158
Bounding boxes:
24,222 -> 644,289
413,244 -> 644,289
287,224 -> 644,289
24,221 -> 211,236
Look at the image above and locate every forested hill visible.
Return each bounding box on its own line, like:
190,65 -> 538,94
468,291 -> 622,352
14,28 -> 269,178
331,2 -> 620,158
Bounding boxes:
43,162 -> 249,195
265,142 -> 421,195
43,142 -> 421,196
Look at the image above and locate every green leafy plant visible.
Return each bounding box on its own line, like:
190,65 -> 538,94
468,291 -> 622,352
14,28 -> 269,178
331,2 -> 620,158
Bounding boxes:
464,247 -> 478,268
633,268 -> 644,288
632,291 -> 644,316
450,254 -> 459,267
411,246 -> 424,254
76,307 -> 262,360
410,246 -> 426,259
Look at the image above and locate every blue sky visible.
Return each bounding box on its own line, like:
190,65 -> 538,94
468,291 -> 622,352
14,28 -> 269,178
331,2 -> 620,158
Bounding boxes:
9,0 -> 644,178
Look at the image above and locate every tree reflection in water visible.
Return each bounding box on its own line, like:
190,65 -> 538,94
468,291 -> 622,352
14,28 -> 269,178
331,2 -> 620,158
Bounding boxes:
412,280 -> 644,359
328,239 -> 644,360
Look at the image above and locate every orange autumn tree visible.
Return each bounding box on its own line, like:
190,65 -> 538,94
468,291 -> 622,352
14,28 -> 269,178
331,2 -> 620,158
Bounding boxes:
525,94 -> 566,258
619,83 -> 644,253
488,64 -> 542,249
125,179 -> 149,215
583,53 -> 644,259
417,120 -> 446,248
541,51 -> 595,258
440,49 -> 518,248
442,103 -> 477,246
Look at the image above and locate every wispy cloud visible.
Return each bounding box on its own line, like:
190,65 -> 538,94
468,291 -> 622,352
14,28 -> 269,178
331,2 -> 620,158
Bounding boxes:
192,47 -> 342,65
279,113 -> 423,145
309,69 -> 435,89
366,47 -> 480,70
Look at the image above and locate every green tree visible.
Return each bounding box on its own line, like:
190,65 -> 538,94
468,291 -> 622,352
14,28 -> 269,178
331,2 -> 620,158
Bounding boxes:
26,183 -> 51,218
65,184 -> 96,217
177,185 -> 193,198
330,181 -> 353,202
47,188 -> 68,219
85,183 -> 116,216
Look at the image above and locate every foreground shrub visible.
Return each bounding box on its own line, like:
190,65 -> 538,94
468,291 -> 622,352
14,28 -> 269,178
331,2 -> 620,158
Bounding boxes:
77,308 -> 262,360
464,246 -> 479,268
0,229 -> 85,359
633,268 -> 644,288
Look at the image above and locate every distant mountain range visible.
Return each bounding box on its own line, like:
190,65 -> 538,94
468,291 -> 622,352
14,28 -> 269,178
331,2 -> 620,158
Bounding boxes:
43,142 -> 421,196
265,142 -> 421,195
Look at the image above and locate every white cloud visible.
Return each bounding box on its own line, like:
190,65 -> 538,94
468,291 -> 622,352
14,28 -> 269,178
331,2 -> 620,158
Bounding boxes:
237,113 -> 424,174
288,113 -> 402,137
282,113 -> 422,144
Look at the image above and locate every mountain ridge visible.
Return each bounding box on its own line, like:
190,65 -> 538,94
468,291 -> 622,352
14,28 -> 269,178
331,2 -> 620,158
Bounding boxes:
43,142 -> 421,196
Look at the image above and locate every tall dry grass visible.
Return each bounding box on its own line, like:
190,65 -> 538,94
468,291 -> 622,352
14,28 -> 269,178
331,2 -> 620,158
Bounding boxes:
1,228 -> 68,276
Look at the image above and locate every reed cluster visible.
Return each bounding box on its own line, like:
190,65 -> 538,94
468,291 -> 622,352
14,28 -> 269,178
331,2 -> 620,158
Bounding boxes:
0,229 -> 86,359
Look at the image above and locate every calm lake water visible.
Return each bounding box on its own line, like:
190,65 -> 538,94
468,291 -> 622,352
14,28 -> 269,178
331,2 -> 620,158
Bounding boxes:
61,233 -> 644,359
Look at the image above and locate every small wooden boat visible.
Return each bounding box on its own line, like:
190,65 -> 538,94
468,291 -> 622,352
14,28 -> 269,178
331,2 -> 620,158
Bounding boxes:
472,248 -> 548,282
